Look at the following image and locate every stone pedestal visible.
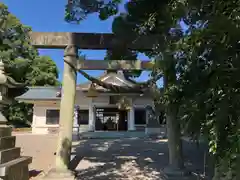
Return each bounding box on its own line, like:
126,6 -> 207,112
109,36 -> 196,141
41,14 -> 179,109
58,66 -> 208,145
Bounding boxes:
162,166 -> 193,180
0,126 -> 32,180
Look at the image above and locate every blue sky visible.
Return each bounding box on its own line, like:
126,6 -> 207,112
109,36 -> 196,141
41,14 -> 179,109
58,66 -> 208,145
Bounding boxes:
2,0 -> 151,84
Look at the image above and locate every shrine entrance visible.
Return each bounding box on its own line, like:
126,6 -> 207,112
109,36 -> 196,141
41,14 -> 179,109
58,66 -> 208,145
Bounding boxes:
29,31 -> 155,174
95,108 -> 128,131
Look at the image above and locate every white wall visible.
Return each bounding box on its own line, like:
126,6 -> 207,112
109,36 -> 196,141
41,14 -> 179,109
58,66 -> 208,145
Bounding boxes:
31,91 -> 92,134
31,92 -> 154,134
32,103 -> 59,134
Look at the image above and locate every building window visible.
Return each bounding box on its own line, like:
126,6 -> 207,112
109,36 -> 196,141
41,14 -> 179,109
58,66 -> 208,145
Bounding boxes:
78,110 -> 89,125
134,109 -> 146,124
46,109 -> 59,125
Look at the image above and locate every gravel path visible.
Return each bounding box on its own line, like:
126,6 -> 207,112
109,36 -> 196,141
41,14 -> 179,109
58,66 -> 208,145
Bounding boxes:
15,134 -> 209,180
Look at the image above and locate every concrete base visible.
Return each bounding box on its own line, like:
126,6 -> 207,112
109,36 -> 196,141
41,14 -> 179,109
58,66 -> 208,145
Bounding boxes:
41,168 -> 75,180
145,126 -> 167,138
31,127 -> 49,134
145,127 -> 167,138
79,131 -> 147,139
32,125 -> 89,134
72,127 -> 79,133
145,127 -> 161,134
72,132 -> 80,141
162,166 -> 193,180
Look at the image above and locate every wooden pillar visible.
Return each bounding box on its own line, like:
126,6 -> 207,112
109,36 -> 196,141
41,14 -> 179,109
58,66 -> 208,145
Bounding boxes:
128,107 -> 135,131
88,99 -> 95,131
55,33 -> 77,171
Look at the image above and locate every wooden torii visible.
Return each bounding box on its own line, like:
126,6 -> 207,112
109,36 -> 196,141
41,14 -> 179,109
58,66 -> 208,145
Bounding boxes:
30,32 -> 154,177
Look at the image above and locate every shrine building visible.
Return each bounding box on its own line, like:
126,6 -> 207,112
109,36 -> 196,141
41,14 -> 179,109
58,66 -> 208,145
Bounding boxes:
16,71 -> 155,134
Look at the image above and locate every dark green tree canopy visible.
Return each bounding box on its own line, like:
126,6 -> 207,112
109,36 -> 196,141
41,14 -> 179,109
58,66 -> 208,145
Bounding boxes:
0,3 -> 60,126
66,1 -> 240,179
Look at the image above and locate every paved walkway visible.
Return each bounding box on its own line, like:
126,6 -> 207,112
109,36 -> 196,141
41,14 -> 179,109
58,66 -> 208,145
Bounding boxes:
15,134 -> 209,180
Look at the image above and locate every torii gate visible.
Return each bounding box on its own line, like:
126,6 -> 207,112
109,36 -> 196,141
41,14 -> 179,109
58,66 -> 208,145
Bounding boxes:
30,32 -> 154,177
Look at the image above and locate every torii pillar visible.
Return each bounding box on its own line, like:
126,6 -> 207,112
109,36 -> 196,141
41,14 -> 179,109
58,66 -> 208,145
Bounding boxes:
44,33 -> 77,179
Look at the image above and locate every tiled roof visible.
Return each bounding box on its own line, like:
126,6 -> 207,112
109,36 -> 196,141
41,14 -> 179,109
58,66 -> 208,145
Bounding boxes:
16,71 -> 143,101
77,71 -> 136,91
16,86 -> 61,101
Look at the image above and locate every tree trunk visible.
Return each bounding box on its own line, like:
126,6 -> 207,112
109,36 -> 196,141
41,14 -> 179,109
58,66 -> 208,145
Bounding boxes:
163,54 -> 184,171
166,104 -> 184,169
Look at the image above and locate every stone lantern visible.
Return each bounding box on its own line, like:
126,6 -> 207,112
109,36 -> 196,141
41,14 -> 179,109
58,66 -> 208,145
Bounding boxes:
0,60 -> 32,179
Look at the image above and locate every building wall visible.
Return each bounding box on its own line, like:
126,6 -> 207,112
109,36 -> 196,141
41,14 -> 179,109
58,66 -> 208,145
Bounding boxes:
32,103 -> 59,134
31,92 -> 154,134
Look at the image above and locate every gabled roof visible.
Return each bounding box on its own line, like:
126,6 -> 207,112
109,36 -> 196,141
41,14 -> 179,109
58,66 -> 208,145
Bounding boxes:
16,71 -> 142,101
77,71 -> 136,91
16,86 -> 61,101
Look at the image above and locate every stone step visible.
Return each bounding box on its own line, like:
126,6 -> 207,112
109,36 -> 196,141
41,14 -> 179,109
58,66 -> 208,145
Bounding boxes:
0,128 -> 12,138
0,136 -> 16,150
79,131 -> 147,139
0,156 -> 32,179
0,147 -> 20,164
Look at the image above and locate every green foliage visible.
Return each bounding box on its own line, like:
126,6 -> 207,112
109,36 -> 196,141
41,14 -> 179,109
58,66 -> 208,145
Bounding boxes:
177,1 -> 240,179
66,0 -> 240,178
26,56 -> 59,86
0,3 -> 59,127
65,0 -> 122,22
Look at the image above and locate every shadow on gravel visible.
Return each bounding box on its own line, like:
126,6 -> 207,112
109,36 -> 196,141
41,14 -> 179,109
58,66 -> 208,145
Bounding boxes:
69,138 -> 212,180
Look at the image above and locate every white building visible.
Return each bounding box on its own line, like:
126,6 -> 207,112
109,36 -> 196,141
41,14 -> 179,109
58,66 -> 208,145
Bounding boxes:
16,71 -> 155,134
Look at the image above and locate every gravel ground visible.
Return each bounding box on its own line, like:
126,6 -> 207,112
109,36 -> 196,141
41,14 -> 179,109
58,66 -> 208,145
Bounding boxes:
15,134 -> 209,180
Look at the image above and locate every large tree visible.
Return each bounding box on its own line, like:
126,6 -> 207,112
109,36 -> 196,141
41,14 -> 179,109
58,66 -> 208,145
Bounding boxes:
176,1 -> 240,179
0,3 -> 59,126
66,0 -> 186,173
65,1 -> 240,179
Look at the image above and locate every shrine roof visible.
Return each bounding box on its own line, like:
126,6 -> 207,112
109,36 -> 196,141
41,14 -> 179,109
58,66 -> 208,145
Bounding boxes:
15,71 -> 144,102
15,86 -> 61,101
77,71 -> 137,91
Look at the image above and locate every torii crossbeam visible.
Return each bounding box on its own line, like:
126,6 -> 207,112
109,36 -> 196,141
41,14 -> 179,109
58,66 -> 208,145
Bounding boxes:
29,32 -> 154,70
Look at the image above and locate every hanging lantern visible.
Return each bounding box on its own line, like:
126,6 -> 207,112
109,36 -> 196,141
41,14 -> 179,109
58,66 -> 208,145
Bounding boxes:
86,83 -> 99,98
117,96 -> 131,110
